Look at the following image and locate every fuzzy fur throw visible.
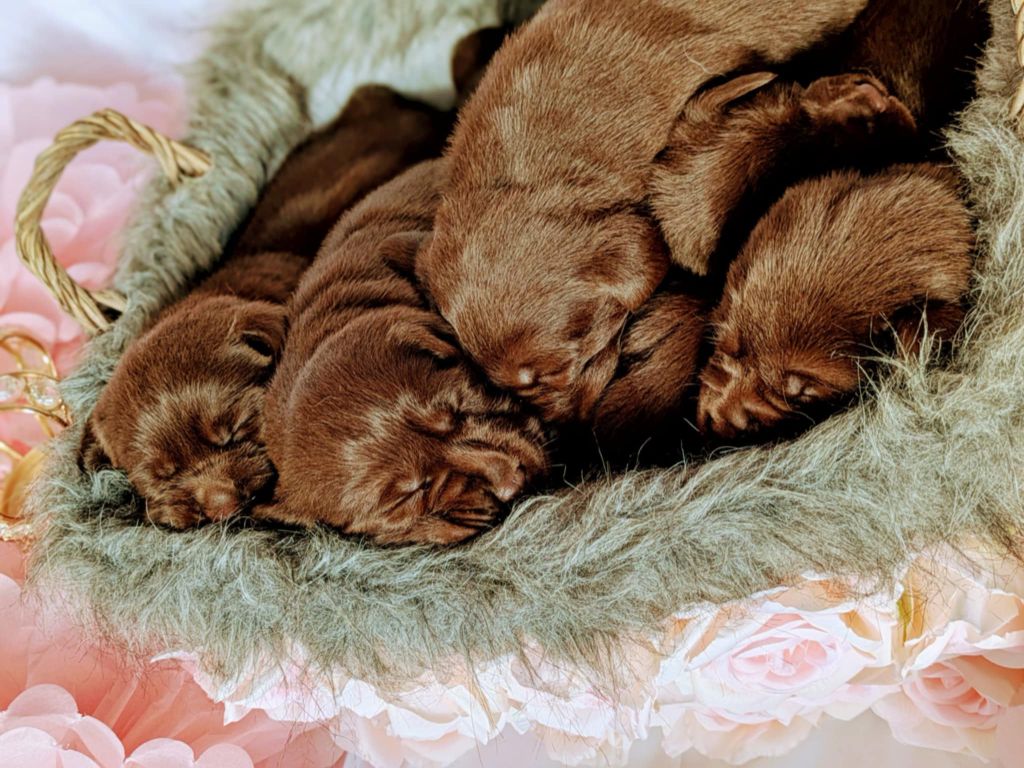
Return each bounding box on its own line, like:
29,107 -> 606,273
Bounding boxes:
28,0 -> 1024,685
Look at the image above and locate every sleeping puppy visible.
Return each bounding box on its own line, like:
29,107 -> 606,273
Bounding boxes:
261,159 -> 547,545
80,85 -> 454,528
482,71 -> 913,468
233,86 -> 454,257
697,164 -> 974,442
419,0 -> 873,424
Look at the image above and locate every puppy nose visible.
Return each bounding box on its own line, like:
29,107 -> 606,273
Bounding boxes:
448,446 -> 527,503
722,401 -> 749,432
194,480 -> 239,520
514,366 -> 536,388
697,392 -> 745,439
696,390 -> 719,435
701,410 -> 737,440
492,465 -> 526,502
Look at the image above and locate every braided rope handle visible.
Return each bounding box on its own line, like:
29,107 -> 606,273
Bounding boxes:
14,109 -> 211,335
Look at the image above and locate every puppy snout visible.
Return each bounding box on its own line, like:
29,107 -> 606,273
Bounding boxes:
492,465 -> 526,502
447,445 -> 527,503
698,380 -> 792,439
721,401 -> 749,432
194,479 -> 240,520
698,385 -> 755,436
514,366 -> 537,388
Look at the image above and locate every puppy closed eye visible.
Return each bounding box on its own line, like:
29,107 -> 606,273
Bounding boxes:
538,362 -> 574,389
389,475 -> 434,503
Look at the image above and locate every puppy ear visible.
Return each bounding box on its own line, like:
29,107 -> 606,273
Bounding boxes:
78,417 -> 112,473
234,302 -> 288,368
690,71 -> 778,114
451,26 -> 509,105
592,215 -> 669,311
388,314 -> 460,362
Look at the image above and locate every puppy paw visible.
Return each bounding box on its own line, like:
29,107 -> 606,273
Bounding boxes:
801,73 -> 916,143
145,504 -> 205,530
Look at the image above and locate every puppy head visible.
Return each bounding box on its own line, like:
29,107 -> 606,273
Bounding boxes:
697,167 -> 973,442
420,203 -> 668,423
82,294 -> 285,527
696,312 -> 861,441
274,309 -> 548,545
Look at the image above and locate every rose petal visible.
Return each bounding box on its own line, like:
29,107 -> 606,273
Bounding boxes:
6,685 -> 79,718
194,744 -> 253,768
126,739 -> 196,768
67,716 -> 127,768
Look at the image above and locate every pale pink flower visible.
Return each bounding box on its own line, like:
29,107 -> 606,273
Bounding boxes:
0,545 -> 346,768
653,578 -> 900,764
873,545 -> 1024,760
0,685 -> 259,768
179,638 -> 661,768
657,707 -> 820,765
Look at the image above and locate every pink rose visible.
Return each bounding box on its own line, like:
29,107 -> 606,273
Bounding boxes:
0,550 -> 346,767
658,707 -> 819,765
654,578 -> 900,763
873,544 -> 1024,760
0,684 -> 257,768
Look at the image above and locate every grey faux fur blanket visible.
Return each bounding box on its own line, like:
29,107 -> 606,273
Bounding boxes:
27,0 -> 1024,684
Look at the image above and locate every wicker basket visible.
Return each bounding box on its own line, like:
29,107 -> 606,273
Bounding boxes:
12,1 -> 1024,765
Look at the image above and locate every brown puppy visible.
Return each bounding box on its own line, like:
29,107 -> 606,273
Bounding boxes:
419,0 -> 872,424
261,159 -> 547,545
697,164 -> 973,441
80,86 -> 453,528
234,86 -> 453,256
550,72 -> 916,468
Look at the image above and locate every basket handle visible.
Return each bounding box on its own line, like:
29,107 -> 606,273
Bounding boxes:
14,109 -> 211,335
